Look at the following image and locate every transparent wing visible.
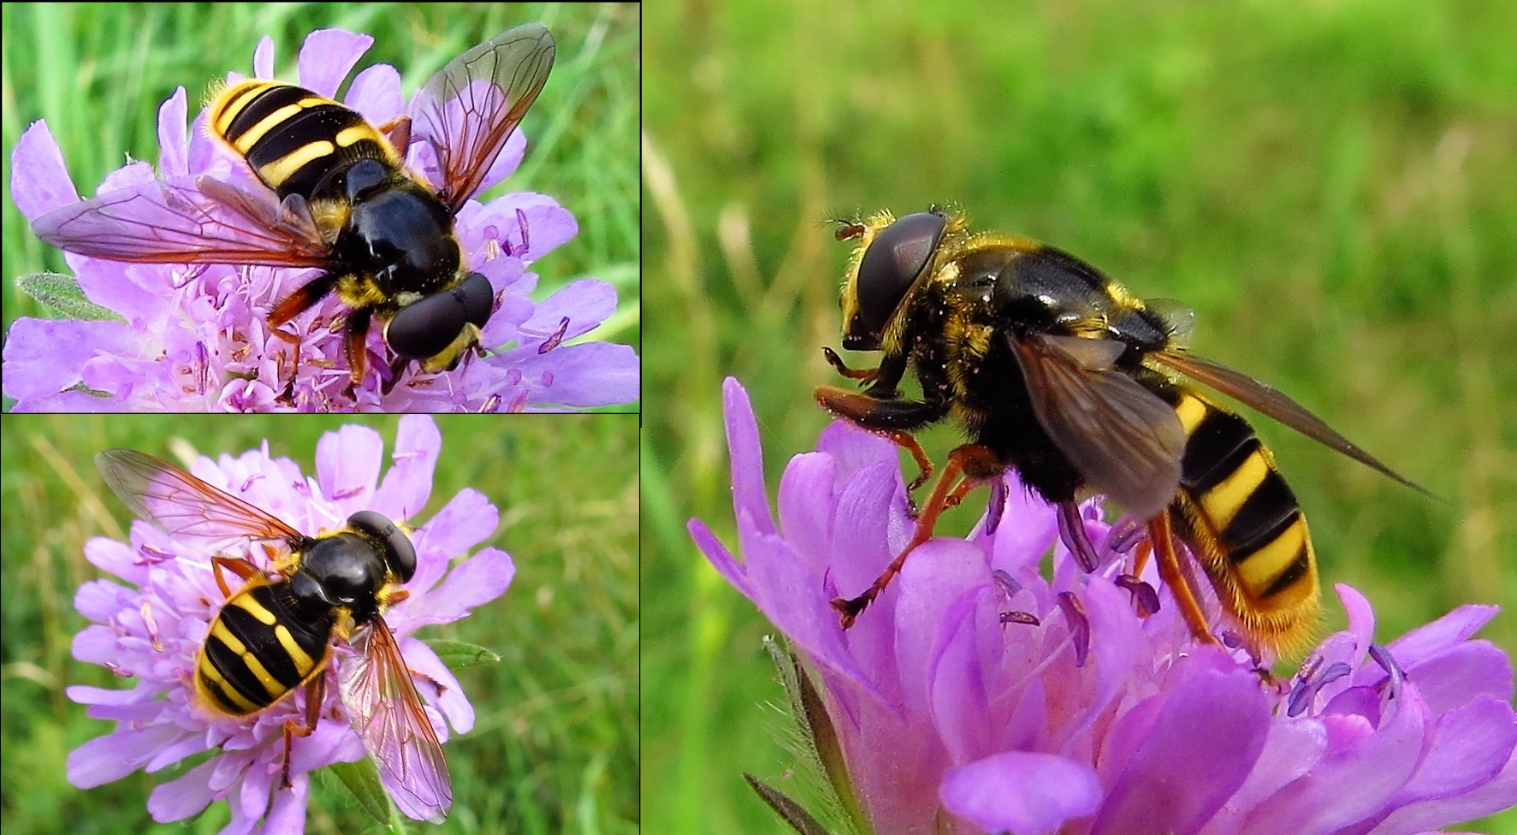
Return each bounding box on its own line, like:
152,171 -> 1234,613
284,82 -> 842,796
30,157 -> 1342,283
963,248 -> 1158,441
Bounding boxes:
1008,333 -> 1186,518
32,175 -> 332,267
96,449 -> 306,555
339,619 -> 453,824
1149,349 -> 1432,495
410,22 -> 555,213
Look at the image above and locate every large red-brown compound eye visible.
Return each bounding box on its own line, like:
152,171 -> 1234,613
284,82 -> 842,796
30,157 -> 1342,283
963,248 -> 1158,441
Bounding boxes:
854,211 -> 947,335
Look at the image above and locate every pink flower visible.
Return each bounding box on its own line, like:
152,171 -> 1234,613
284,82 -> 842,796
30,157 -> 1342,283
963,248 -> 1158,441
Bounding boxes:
68,415 -> 514,832
691,378 -> 1517,835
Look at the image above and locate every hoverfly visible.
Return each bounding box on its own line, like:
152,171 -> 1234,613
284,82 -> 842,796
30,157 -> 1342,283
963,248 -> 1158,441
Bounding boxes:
818,208 -> 1426,657
96,448 -> 452,822
33,23 -> 555,391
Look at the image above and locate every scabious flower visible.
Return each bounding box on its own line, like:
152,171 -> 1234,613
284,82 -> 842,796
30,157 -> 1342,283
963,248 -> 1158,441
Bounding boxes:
690,378 -> 1517,835
68,415 -> 514,832
6,28 -> 638,412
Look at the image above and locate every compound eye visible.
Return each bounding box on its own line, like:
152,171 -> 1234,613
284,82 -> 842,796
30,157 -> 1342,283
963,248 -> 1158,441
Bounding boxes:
455,272 -> 495,328
347,509 -> 417,582
384,274 -> 495,360
855,211 -> 946,334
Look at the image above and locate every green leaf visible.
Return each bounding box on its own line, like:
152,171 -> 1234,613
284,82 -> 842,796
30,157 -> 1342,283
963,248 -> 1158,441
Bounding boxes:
426,639 -> 501,668
15,273 -> 125,321
328,758 -> 391,825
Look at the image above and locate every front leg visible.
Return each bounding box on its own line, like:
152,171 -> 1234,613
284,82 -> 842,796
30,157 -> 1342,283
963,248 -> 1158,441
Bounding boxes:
822,346 -> 878,383
815,385 -> 948,492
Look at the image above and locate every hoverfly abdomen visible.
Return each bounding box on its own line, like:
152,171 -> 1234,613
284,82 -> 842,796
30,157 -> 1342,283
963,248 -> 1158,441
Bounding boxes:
209,81 -> 400,201
197,580 -> 334,715
1167,389 -> 1320,653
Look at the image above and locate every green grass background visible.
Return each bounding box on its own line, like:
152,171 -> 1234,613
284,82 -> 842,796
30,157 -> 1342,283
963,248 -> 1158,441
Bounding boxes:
1,2 -> 641,410
0,414 -> 638,834
643,1 -> 1516,833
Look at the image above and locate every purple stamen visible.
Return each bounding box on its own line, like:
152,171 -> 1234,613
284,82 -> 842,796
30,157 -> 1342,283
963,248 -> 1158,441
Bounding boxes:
135,544 -> 175,566
1286,660 -> 1352,717
1105,515 -> 1145,556
1001,611 -> 1040,626
538,316 -> 570,354
1115,574 -> 1160,617
1057,592 -> 1091,667
991,569 -> 1021,598
1058,502 -> 1100,572
984,477 -> 1008,535
140,600 -> 162,652
1369,644 -> 1405,701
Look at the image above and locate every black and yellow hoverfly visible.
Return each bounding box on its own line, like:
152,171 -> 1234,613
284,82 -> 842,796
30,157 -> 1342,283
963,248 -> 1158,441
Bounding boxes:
33,24 -> 555,391
96,448 -> 451,822
818,208 -> 1426,657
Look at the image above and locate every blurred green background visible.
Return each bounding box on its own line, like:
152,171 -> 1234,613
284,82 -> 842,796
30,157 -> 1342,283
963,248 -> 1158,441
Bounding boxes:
0,414 -> 638,834
643,1 -> 1515,833
1,2 -> 641,409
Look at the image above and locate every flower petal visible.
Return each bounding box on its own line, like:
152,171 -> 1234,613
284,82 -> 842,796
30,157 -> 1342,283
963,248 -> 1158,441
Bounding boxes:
316,423 -> 383,510
9,119 -> 77,218
296,29 -> 373,98
1092,652 -> 1270,835
68,725 -> 185,788
941,751 -> 1103,835
1386,603 -> 1499,665
418,546 -> 514,624
723,377 -> 775,538
1397,694 -> 1517,801
373,414 -> 442,519
146,757 -> 219,822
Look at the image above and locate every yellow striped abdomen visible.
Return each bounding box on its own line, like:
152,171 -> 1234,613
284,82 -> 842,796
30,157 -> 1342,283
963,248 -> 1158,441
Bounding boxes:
207,80 -> 400,201
1167,390 -> 1322,656
194,579 -> 333,716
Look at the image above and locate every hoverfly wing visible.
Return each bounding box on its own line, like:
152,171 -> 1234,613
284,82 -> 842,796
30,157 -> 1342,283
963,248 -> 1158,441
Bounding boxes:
96,449 -> 306,555
32,175 -> 331,267
1150,349 -> 1433,497
1140,297 -> 1196,342
411,22 -> 555,213
1008,333 -> 1186,518
339,618 -> 453,824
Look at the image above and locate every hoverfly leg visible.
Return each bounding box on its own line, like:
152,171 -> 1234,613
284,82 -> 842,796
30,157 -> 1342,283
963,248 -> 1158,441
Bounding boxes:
279,674 -> 325,790
821,346 -> 878,383
342,307 -> 373,386
383,354 -> 410,395
1131,538 -> 1154,579
375,115 -> 412,156
211,556 -> 261,599
832,444 -> 1000,629
1147,512 -> 1221,647
269,273 -> 339,329
814,385 -> 948,494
